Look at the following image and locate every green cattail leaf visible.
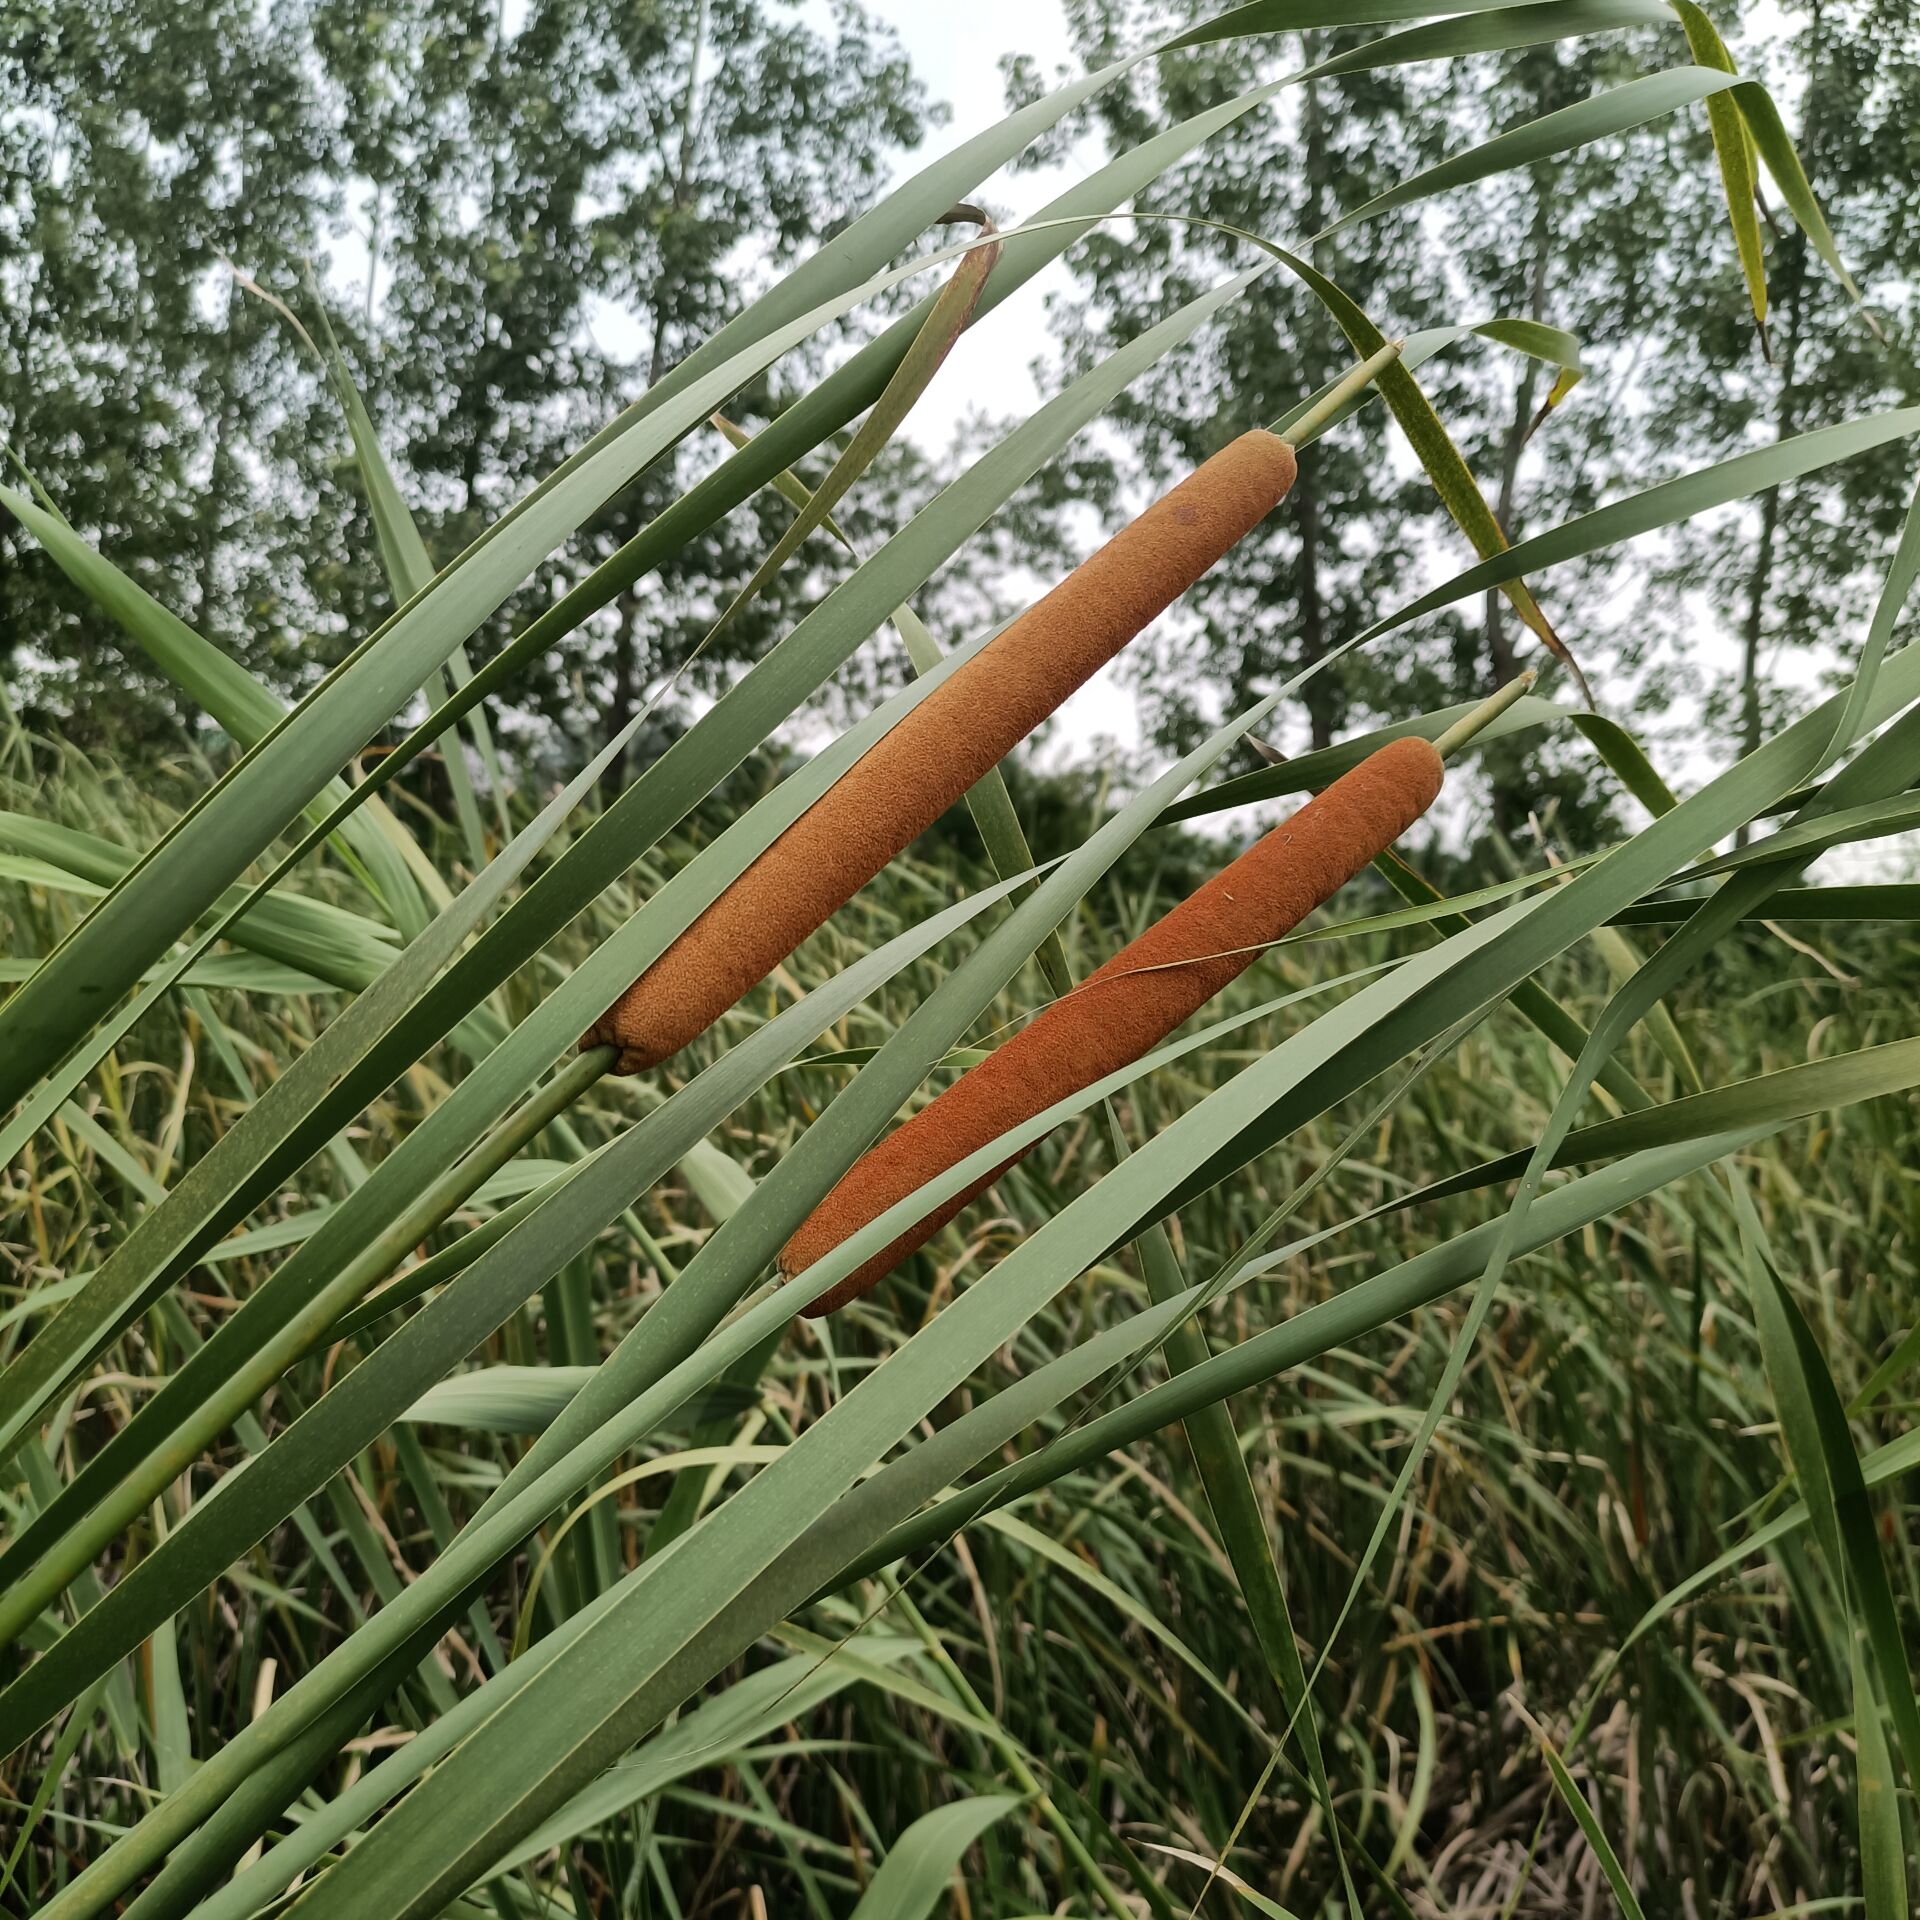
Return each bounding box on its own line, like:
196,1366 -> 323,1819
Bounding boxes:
1390,1034 -> 1920,1210
1732,77 -> 1877,325
0,955 -> 329,995
0,710 -> 638,1471
1261,245 -> 1592,700
1298,0 -> 1669,80
1353,405 -> 1920,647
1854,1631 -> 1911,1920
839,1134 -> 1755,1583
499,1641 -> 922,1875
1614,882 -> 1920,923
1163,691 -> 1564,818
1323,65 -> 1741,241
303,298 -> 504,866
1270,316 -> 1585,447
40,697 -> 1284,1914
845,1796 -> 1024,1920
0,482 -> 435,935
1670,0 -> 1770,348
1739,1187 -> 1920,1803
678,1139 -> 757,1226
0,864 -> 1031,1749
701,218 -> 1001,652
0,811 -> 399,990
1168,0 -> 1551,50
1528,1715 -> 1650,1920
0,269 -> 1261,1493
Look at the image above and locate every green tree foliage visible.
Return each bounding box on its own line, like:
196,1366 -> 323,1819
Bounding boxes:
1643,0 -> 1920,758
1011,2 -> 1917,854
0,0 -> 347,745
0,0 -> 934,767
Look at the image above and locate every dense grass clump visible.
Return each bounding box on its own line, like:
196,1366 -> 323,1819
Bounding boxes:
4,726 -> 1916,1915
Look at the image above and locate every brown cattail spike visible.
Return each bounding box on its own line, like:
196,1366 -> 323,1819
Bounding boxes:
780,734 -> 1444,1315
583,431 -> 1299,1073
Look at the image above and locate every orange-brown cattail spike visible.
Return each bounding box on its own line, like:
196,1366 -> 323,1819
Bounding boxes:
583,430 -> 1299,1073
780,734 -> 1447,1315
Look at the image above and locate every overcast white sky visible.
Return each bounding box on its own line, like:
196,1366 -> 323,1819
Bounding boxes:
873,0 -> 1075,143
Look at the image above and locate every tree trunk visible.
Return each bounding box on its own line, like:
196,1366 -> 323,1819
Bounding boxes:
200,134 -> 243,679
1738,482 -> 1783,763
614,0 -> 705,774
1737,0 -> 1823,814
647,0 -> 708,389
1294,44 -> 1336,751
1475,170 -> 1553,840
1737,229 -> 1808,807
1293,473 -> 1332,751
1482,177 -> 1550,691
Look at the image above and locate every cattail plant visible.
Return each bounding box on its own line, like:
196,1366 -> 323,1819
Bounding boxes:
583,419 -> 1327,1072
781,680 -> 1536,1313
10,5 -> 1913,1905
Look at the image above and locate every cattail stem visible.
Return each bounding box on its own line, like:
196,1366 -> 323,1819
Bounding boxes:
1278,338 -> 1404,447
584,430 -> 1301,1073
781,734 -> 1446,1314
1432,668 -> 1537,761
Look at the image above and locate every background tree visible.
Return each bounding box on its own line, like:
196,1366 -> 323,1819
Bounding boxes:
1,0 -> 936,772
1007,7 -> 1452,765
0,0 -> 344,746
1438,1 -> 1916,832
1421,22 -> 1719,849
1643,0 -> 1919,765
1010,0 -> 1917,857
